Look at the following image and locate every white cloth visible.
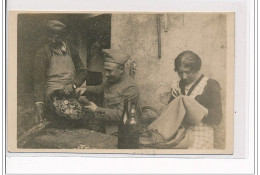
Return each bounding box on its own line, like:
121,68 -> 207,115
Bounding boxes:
171,75 -> 214,149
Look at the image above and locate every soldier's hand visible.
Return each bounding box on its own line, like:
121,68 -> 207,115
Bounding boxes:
35,103 -> 44,124
78,96 -> 91,105
62,83 -> 74,95
76,87 -> 87,95
84,102 -> 97,113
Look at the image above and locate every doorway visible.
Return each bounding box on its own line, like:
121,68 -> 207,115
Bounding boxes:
83,14 -> 111,106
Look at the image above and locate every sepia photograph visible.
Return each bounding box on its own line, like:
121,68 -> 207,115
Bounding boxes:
8,11 -> 234,154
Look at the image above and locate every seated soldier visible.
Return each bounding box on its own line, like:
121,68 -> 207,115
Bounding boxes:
77,49 -> 140,147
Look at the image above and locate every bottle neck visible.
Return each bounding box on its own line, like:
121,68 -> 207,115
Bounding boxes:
123,99 -> 129,124
123,99 -> 138,124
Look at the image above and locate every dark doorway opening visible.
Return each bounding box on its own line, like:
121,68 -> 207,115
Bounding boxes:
85,14 -> 111,86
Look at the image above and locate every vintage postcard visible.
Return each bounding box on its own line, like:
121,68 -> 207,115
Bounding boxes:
8,11 -> 234,154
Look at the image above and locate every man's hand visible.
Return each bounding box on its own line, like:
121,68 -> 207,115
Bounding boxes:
62,83 -> 74,95
78,96 -> 91,105
76,87 -> 87,95
84,102 -> 97,113
35,103 -> 44,124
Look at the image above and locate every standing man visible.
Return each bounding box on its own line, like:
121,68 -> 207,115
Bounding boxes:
33,20 -> 87,124
77,49 -> 139,148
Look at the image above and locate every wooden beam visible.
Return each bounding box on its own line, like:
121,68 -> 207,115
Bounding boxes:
157,15 -> 161,59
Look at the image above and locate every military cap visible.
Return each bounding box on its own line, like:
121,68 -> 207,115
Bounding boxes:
102,49 -> 130,65
47,20 -> 66,32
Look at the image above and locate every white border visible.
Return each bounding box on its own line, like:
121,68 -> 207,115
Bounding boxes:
4,0 -> 255,174
2,0 -> 5,174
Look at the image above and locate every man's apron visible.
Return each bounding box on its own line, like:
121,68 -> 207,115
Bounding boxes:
44,52 -> 89,129
45,53 -> 76,96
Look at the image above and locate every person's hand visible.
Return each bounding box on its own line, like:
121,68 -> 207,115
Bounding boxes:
202,106 -> 208,117
35,103 -> 44,124
172,88 -> 181,98
62,83 -> 74,95
78,96 -> 91,105
84,102 -> 97,113
76,87 -> 87,95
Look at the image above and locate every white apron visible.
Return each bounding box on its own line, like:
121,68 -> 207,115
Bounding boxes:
45,53 -> 76,96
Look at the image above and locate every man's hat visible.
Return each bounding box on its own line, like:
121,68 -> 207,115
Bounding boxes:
102,49 -> 130,65
47,20 -> 66,33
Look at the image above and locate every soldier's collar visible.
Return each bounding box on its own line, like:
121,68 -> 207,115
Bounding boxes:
108,72 -> 127,87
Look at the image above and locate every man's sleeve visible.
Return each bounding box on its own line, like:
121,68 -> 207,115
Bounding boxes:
33,48 -> 48,103
95,86 -> 139,122
70,45 -> 87,87
84,82 -> 106,94
201,80 -> 223,125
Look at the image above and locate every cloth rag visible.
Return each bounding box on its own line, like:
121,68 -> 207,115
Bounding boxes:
148,95 -> 208,145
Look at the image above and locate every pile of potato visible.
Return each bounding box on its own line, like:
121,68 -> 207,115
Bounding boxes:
53,97 -> 82,120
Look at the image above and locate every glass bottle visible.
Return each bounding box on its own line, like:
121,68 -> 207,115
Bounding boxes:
118,99 -> 129,149
127,99 -> 139,149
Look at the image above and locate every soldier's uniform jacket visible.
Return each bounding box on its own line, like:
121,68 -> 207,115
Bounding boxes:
86,73 -> 139,124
